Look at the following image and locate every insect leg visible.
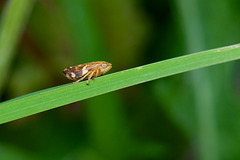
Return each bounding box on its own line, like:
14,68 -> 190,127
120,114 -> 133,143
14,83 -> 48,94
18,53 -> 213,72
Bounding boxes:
86,71 -> 95,85
73,71 -> 91,84
92,68 -> 100,80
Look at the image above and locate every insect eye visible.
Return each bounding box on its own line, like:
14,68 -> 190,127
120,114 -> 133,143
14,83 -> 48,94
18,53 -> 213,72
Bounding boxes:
101,64 -> 107,68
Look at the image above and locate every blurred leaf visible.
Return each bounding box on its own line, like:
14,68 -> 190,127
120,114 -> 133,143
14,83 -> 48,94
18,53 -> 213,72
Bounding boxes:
59,0 -> 105,61
0,43 -> 240,124
174,0 -> 240,160
0,0 -> 34,96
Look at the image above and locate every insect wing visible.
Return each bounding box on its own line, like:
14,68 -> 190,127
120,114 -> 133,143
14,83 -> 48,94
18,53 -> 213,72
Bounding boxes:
63,65 -> 85,79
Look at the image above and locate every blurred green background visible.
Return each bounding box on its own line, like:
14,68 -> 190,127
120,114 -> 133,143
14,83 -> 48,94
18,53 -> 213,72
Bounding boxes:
0,0 -> 240,160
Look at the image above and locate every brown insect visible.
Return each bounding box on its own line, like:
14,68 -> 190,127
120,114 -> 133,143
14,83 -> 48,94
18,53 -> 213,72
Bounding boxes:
63,61 -> 112,85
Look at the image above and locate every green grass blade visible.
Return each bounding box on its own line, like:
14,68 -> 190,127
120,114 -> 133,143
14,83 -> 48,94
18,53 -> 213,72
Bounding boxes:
0,0 -> 34,96
0,43 -> 240,124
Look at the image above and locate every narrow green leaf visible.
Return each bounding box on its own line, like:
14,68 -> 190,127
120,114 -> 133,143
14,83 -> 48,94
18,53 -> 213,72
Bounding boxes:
0,43 -> 240,124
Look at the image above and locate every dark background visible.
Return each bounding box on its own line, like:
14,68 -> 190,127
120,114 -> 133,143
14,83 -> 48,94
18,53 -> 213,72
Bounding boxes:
0,0 -> 240,160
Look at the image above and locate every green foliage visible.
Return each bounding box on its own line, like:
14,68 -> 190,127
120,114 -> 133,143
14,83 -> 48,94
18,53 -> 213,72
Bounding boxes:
1,44 -> 240,124
1,0 -> 240,160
